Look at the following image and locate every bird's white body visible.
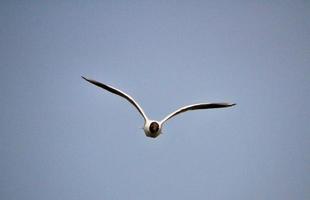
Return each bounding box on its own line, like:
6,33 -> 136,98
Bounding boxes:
143,120 -> 162,138
82,76 -> 235,138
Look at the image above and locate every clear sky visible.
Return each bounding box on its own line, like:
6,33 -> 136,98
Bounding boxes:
1,1 -> 309,200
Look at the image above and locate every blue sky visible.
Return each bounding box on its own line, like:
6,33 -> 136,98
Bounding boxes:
1,1 -> 309,199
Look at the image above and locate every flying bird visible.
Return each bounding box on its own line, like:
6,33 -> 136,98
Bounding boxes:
82,76 -> 236,138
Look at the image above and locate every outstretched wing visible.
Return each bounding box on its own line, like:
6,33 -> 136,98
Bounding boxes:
82,76 -> 148,121
161,102 -> 236,124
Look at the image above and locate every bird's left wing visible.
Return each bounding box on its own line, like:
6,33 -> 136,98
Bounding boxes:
160,102 -> 236,124
82,76 -> 148,122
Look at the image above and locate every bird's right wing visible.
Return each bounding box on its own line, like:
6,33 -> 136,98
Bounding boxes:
82,76 -> 148,122
160,102 -> 236,124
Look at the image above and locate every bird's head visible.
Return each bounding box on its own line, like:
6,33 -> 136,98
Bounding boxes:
143,120 -> 162,138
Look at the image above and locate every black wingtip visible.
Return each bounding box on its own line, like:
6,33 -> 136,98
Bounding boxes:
230,103 -> 237,107
81,76 -> 88,81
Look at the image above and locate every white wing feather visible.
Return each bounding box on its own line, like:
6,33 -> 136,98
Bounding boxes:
161,102 -> 236,124
82,76 -> 148,121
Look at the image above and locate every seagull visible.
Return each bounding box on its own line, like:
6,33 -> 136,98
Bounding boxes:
82,76 -> 236,138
